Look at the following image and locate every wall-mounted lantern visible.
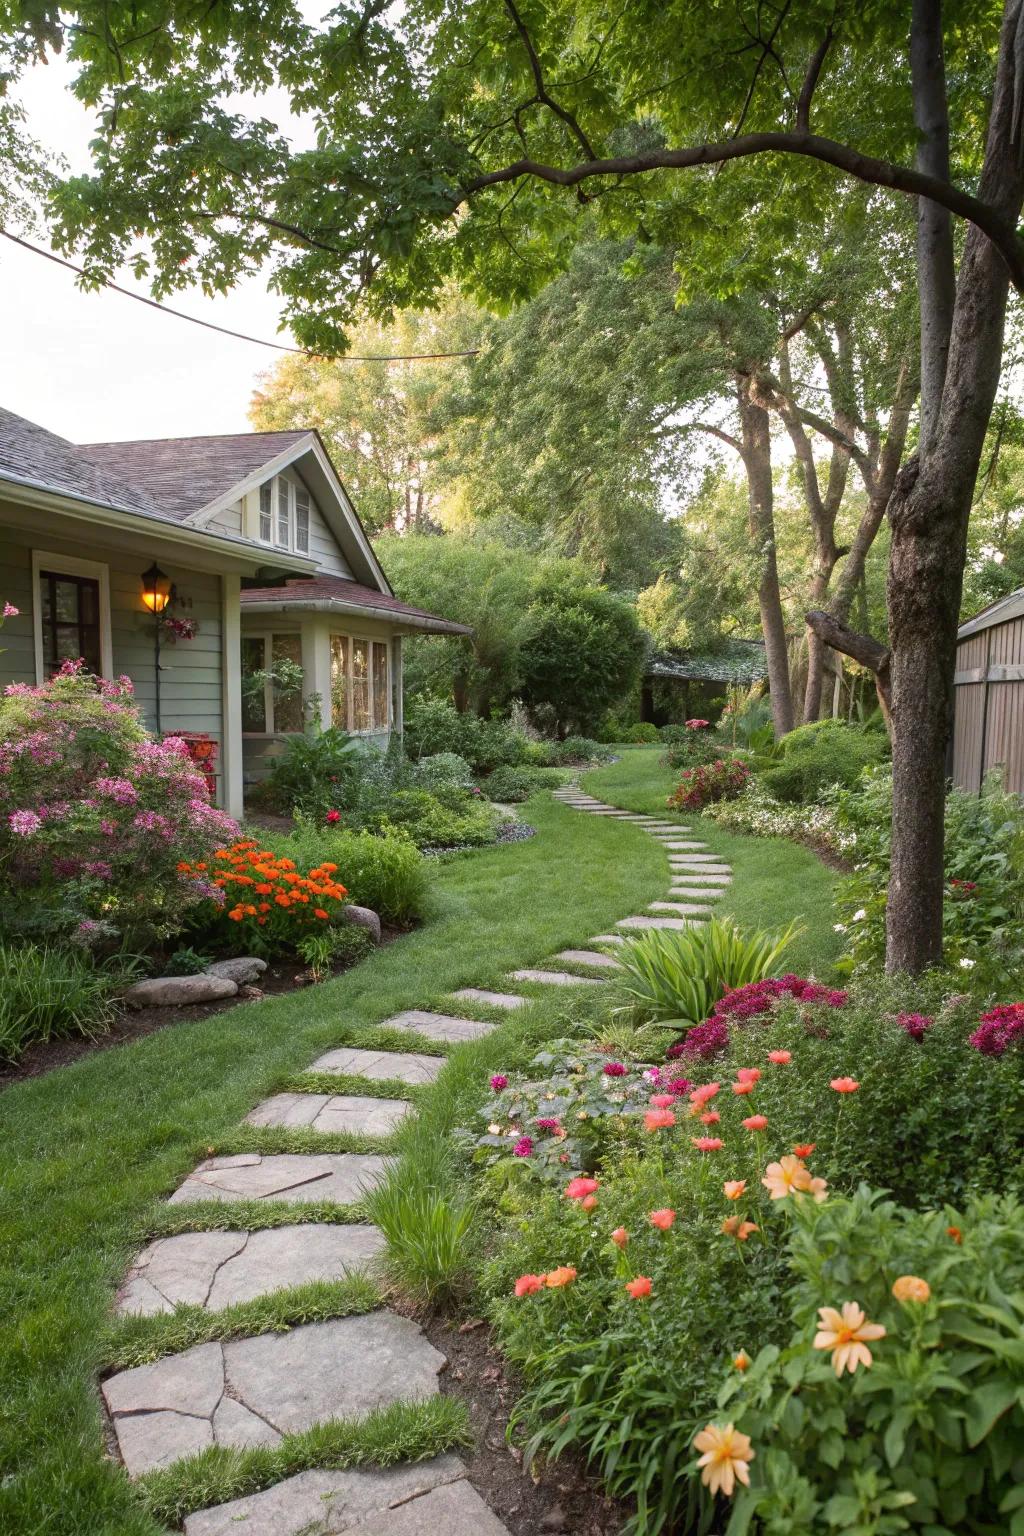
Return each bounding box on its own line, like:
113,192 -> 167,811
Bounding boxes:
141,562 -> 172,614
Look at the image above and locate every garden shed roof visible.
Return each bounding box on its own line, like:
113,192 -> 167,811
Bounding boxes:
646,638 -> 769,684
958,587 -> 1024,640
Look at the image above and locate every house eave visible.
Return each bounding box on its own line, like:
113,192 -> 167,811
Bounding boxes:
239,595 -> 472,637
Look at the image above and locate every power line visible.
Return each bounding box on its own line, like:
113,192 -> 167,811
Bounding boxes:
0,229 -> 480,361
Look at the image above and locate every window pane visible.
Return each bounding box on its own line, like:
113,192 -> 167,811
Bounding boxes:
40,571 -> 101,677
54,579 -> 80,622
272,633 -> 304,733
372,641 -> 389,730
259,484 -> 273,542
276,480 -> 290,547
241,636 -> 267,732
295,488 -> 310,553
351,638 -> 370,732
330,634 -> 350,731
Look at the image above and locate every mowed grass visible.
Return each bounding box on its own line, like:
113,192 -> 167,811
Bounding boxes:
583,746 -> 844,978
0,792 -> 666,1536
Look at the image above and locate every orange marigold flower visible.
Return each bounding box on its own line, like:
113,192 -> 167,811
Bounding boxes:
649,1208 -> 675,1230
515,1274 -> 544,1296
277,858 -> 296,870
813,1302 -> 885,1375
947,1225 -> 963,1244
723,1180 -> 746,1200
254,883 -> 273,895
257,902 -> 271,913
625,1275 -> 652,1299
693,1423 -> 754,1498
742,1115 -> 768,1132
892,1275 -> 931,1303
733,1350 -> 751,1372
721,1216 -> 758,1241
544,1266 -> 577,1288
611,1227 -> 628,1248
793,1143 -> 816,1158
644,1108 -> 676,1131
176,861 -> 191,873
314,908 -> 329,919
227,910 -> 243,922
275,894 -> 291,907
831,1076 -> 860,1093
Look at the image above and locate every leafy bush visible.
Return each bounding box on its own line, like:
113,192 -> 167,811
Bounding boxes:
412,753 -> 474,790
361,786 -> 499,849
518,579 -> 647,735
180,840 -> 349,958
621,722 -> 660,744
403,698 -> 535,774
550,735 -> 612,766
710,1187 -> 1024,1536
296,922 -> 371,980
258,820 -> 429,926
482,765 -> 542,802
834,767 -> 1024,981
667,756 -> 750,810
615,919 -> 799,1031
663,731 -> 729,771
703,779 -> 849,855
657,723 -> 691,744
0,663 -> 237,946
760,719 -> 886,805
0,943 -> 123,1064
258,726 -> 360,817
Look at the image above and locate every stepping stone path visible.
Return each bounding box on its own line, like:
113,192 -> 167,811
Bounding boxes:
104,777 -> 732,1530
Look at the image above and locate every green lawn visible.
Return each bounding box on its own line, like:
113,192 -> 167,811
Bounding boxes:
583,746 -> 844,978
0,792 -> 667,1536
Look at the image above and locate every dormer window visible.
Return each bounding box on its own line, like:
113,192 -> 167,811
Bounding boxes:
258,476 -> 310,554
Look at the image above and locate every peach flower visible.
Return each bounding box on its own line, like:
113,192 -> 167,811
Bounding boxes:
693,1423 -> 755,1497
813,1301 -> 885,1375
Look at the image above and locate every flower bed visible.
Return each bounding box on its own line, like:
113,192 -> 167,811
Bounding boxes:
667,756 -> 750,811
177,840 -> 349,957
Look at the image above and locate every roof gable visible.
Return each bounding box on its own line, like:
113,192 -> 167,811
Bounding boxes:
79,431 -> 308,522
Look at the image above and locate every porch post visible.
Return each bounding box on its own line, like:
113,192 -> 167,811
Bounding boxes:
391,635 -> 404,739
220,574 -> 244,819
301,618 -> 331,730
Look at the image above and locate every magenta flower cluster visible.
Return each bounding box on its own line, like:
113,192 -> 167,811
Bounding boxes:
714,975 -> 848,1021
970,1002 -> 1024,1057
896,1012 -> 933,1042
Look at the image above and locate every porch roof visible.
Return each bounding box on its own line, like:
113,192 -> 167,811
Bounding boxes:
239,575 -> 472,637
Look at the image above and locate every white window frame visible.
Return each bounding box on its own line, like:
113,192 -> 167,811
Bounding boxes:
330,631 -> 391,734
31,549 -> 113,685
256,474 -> 311,555
240,631 -> 304,736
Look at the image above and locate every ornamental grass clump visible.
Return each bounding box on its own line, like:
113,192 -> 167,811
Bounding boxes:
615,918 -> 801,1031
0,662 -> 237,946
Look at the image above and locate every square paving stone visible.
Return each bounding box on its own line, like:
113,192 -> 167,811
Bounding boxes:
308,1046 -> 446,1084
184,1455 -> 471,1536
450,988 -> 528,1011
246,1093 -> 412,1136
117,1225 -> 387,1315
509,968 -> 605,987
384,1009 -> 499,1042
168,1152 -> 387,1206
104,1313 -> 445,1476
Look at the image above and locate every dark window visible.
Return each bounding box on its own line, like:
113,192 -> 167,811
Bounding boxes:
39,571 -> 101,677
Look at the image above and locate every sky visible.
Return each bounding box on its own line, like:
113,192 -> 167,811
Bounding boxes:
0,52 -> 305,444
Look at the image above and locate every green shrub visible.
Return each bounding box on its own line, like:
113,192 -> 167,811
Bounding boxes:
663,732 -> 731,771
760,719 -> 886,805
361,787 -> 499,850
657,723 -> 691,744
0,944 -> 123,1064
259,727 -> 360,817
296,923 -> 371,980
482,765 -> 542,802
615,918 -> 799,1030
550,735 -> 612,766
620,722 -> 659,744
258,820 -> 429,926
711,1187 -> 1024,1536
412,753 -> 474,790
403,699 -> 535,774
667,756 -> 750,810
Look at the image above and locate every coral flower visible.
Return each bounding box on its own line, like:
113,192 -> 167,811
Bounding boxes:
768,1050 -> 792,1064
514,1274 -> 544,1296
723,1180 -> 747,1200
733,1350 -> 751,1371
649,1093 -> 676,1108
762,1155 -> 812,1200
692,1136 -> 724,1152
625,1276 -> 652,1299
544,1266 -> 577,1288
565,1176 -> 599,1200
793,1143 -> 816,1158
700,1110 -> 721,1125
721,1216 -> 758,1241
813,1302 -> 885,1375
742,1115 -> 769,1132
736,1067 -> 761,1083
947,1225 -> 963,1244
644,1108 -> 676,1131
689,1082 -> 721,1106
807,1176 -> 829,1203
693,1423 -> 755,1497
649,1208 -> 676,1230
581,1194 -> 598,1211
731,1080 -> 755,1095
611,1227 -> 628,1248
892,1275 -> 931,1303
831,1077 -> 860,1094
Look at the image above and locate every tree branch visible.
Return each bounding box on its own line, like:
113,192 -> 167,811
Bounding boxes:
806,607 -> 891,724
503,0 -> 598,161
456,130 -> 1024,291
796,28 -> 833,131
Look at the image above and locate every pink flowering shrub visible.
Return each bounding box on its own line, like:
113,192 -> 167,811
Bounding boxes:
668,976 -> 849,1061
0,662 -> 237,944
970,1001 -> 1024,1056
667,755 -> 750,811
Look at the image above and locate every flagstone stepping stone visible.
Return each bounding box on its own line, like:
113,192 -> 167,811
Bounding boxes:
666,870 -> 732,884
649,900 -> 715,915
617,914 -> 699,930
670,885 -> 725,899
168,1152 -> 387,1206
117,1224 -> 387,1316
103,1313 -> 446,1476
451,987 -> 528,1011
183,1455 -> 488,1536
668,861 -> 733,875
341,1480 -> 513,1535
657,841 -> 708,850
509,968 -> 606,987
670,852 -> 731,864
555,949 -> 622,968
246,1093 -> 412,1136
308,1046 -> 446,1084
590,933 -> 625,944
384,1009 -> 500,1042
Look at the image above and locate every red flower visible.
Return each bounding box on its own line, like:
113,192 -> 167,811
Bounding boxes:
767,1050 -> 792,1064
649,1208 -> 676,1230
742,1115 -> 768,1132
793,1143 -> 816,1158
692,1136 -> 724,1152
830,1077 -> 860,1094
700,1110 -> 721,1125
625,1276 -> 652,1298
611,1227 -> 628,1248
325,810 -> 341,824
515,1274 -> 544,1296
644,1108 -> 676,1131
649,1093 -> 675,1108
565,1176 -> 599,1200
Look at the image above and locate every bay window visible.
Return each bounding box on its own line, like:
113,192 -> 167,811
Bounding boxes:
330,633 -> 390,732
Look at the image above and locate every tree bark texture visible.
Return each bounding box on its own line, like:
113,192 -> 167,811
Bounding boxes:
737,375 -> 795,736
911,0 -> 956,456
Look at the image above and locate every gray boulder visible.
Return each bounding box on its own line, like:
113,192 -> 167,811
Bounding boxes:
342,904 -> 382,943
206,957 -> 268,986
124,975 -> 239,1009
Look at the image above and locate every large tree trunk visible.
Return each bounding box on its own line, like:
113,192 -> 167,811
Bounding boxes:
885,0 -> 1024,971
737,376 -> 794,736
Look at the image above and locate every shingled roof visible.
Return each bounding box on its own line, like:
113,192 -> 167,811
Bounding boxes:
80,431 -> 309,521
647,638 -> 769,684
0,405 -> 174,522
240,575 -> 472,636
